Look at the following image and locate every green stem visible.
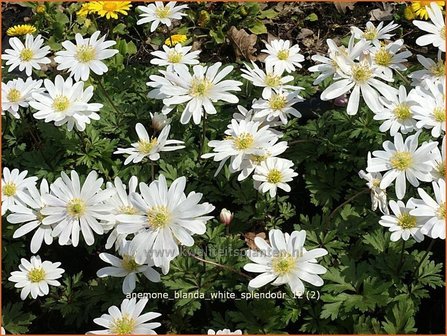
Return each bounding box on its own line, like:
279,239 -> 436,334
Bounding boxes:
395,69 -> 411,86
199,113 -> 207,157
96,77 -> 123,115
188,253 -> 252,280
324,189 -> 369,228
396,240 -> 406,275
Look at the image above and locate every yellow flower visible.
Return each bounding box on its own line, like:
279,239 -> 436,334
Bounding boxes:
35,4 -> 46,14
77,3 -> 96,17
88,1 -> 132,19
165,34 -> 188,46
6,24 -> 37,36
411,1 -> 445,19
404,6 -> 416,20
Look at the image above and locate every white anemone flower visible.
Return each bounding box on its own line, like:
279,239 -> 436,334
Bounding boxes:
262,39 -> 305,73
358,166 -> 390,215
251,90 -> 303,124
373,85 -> 418,136
350,21 -> 399,43
244,229 -> 328,295
97,241 -> 161,294
54,31 -> 118,81
41,170 -> 115,247
410,179 -> 446,240
429,136 -> 445,181
7,179 -> 55,253
379,199 -> 425,242
2,34 -> 51,76
241,61 -> 298,99
370,39 -> 412,81
30,75 -> 103,131
409,79 -> 445,138
150,63 -> 242,125
409,54 -> 445,87
88,298 -> 161,335
116,174 -> 215,273
414,2 -> 446,53
208,330 -> 242,335
366,131 -> 438,199
8,256 -> 64,300
202,119 -> 279,176
114,123 -> 184,165
253,158 -> 298,197
2,77 -> 43,118
137,1 -> 188,32
2,167 -> 38,216
150,44 -> 200,72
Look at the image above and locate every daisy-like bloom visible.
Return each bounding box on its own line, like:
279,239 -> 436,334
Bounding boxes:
379,199 -> 425,242
103,176 -> 142,250
359,165 -> 390,215
409,79 -> 445,138
77,3 -> 96,16
137,1 -> 188,32
2,167 -> 38,216
150,112 -> 169,131
262,39 -> 305,73
30,75 -> 103,132
321,52 -> 397,115
2,34 -> 51,76
251,90 -> 303,124
2,77 -> 43,119
152,62 -> 242,125
88,1 -> 132,19
202,119 -> 278,176
414,2 -> 446,52
150,44 -> 200,72
88,298 -> 161,335
350,21 -> 399,43
165,34 -> 187,46
409,53 -> 445,87
366,131 -> 438,199
97,241 -> 161,294
41,170 -> 115,247
54,31 -> 118,81
241,61 -> 298,99
373,85 -> 418,136
208,330 -> 242,335
114,123 -> 184,165
116,174 -> 215,273
370,40 -> 412,81
429,136 -> 445,180
253,158 -> 298,197
410,179 -> 446,239
7,179 -> 55,253
6,24 -> 37,36
8,256 -> 64,300
411,1 -> 445,19
244,229 -> 328,295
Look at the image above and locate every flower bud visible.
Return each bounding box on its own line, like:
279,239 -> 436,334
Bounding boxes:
219,208 -> 233,226
333,94 -> 348,107
150,112 -> 169,131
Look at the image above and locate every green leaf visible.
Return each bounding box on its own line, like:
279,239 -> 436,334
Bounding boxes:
382,301 -> 417,334
2,302 -> 36,334
305,13 -> 318,21
249,20 -> 267,35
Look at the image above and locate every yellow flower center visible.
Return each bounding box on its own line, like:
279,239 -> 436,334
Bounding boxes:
189,78 -> 213,97
277,49 -> 289,61
155,6 -> 171,19
351,63 -> 372,84
436,202 -> 446,219
52,96 -> 70,112
397,212 -> 417,229
363,28 -> 378,40
271,252 -> 297,276
393,103 -> 412,120
233,132 -> 254,150
110,314 -> 137,335
267,169 -> 282,184
36,209 -> 46,222
75,45 -> 96,63
7,88 -> 21,103
435,160 -> 446,178
147,205 -> 171,229
390,151 -> 413,171
433,107 -> 446,122
119,205 -> 138,215
430,61 -> 445,77
264,74 -> 281,88
3,182 -> 17,197
20,48 -> 34,61
374,47 -> 392,66
27,267 -> 46,283
138,138 -> 158,154
121,255 -> 139,272
67,198 -> 87,218
269,94 -> 287,110
372,178 -> 381,188
103,2 -> 119,11
167,50 -> 183,63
